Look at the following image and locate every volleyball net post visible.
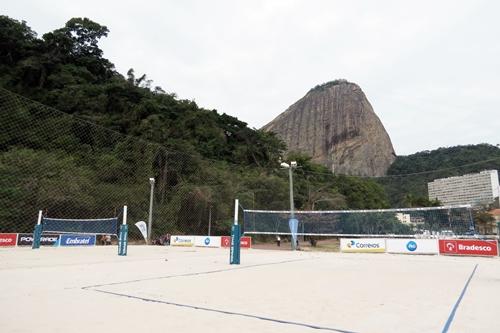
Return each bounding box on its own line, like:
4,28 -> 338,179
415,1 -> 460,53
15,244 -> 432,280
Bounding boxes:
230,199 -> 241,265
118,205 -> 128,256
32,210 -> 43,249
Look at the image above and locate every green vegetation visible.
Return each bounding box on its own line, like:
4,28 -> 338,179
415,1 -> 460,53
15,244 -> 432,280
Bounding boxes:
0,16 -> 284,167
380,144 -> 500,207
388,144 -> 500,175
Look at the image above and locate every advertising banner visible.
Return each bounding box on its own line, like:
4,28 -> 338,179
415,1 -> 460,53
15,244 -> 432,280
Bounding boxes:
17,233 -> 60,246
340,238 -> 386,253
170,235 -> 195,246
195,236 -> 221,248
59,234 -> 96,246
439,239 -> 498,256
386,239 -> 439,255
221,236 -> 231,247
0,233 -> 17,247
134,221 -> 148,242
221,236 -> 252,248
240,236 -> 252,248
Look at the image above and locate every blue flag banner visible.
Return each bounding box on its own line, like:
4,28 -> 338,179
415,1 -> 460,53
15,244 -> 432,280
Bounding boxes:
289,218 -> 299,249
289,218 -> 298,239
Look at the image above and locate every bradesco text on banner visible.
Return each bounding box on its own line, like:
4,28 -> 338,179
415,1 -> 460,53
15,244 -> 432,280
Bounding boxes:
60,234 -> 96,246
0,233 -> 17,247
221,236 -> 252,248
171,235 -> 195,246
439,239 -> 498,257
340,238 -> 386,253
386,239 -> 439,255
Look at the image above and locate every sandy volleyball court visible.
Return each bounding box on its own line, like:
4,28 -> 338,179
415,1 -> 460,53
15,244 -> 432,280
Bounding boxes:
1,246 -> 499,333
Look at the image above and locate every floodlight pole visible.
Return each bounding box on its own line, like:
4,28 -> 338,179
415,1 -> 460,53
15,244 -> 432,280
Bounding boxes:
288,166 -> 295,220
288,164 -> 296,251
208,205 -> 212,236
148,177 -> 155,245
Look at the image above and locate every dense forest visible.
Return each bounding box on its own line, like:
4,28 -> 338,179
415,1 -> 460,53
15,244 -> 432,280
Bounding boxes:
388,145 -> 500,175
0,16 -> 285,166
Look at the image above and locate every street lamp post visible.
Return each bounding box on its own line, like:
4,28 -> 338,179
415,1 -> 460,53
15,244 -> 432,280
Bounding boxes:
281,161 -> 298,250
148,177 -> 155,244
208,205 -> 212,236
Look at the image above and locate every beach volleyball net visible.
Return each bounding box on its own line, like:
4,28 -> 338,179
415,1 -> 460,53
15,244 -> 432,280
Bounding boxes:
242,205 -> 474,237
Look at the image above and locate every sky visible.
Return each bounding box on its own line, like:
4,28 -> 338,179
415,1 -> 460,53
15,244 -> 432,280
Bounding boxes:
4,0 -> 500,155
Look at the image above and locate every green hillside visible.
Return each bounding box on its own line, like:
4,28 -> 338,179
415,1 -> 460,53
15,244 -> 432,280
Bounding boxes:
0,16 -> 284,166
388,144 -> 500,175
380,144 -> 500,207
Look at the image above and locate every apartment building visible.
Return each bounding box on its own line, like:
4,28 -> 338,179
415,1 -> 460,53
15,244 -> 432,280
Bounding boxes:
428,170 -> 499,207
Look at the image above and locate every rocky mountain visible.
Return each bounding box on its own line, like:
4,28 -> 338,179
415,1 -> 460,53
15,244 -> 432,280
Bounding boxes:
263,80 -> 396,176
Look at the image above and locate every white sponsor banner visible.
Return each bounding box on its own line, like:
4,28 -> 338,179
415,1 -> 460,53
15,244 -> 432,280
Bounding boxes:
170,235 -> 195,246
386,239 -> 439,254
134,221 -> 148,241
194,236 -> 221,248
340,238 -> 386,253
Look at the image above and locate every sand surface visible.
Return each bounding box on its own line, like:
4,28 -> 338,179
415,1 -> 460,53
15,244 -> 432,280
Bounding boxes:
1,246 -> 499,333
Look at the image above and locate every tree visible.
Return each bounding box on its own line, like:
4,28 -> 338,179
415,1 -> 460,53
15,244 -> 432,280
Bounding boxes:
0,16 -> 38,65
473,209 -> 495,234
404,194 -> 441,208
44,17 -> 109,58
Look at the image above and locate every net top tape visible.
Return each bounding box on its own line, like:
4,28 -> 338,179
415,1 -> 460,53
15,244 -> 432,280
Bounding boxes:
243,205 -> 472,214
42,217 -> 118,222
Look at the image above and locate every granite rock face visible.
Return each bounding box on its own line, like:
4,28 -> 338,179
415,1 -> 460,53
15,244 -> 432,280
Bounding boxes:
263,80 -> 396,176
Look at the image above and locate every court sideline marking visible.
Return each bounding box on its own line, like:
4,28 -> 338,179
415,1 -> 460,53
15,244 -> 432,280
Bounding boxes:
83,257 -> 358,332
81,257 -> 315,289
441,263 -> 478,333
89,287 -> 358,333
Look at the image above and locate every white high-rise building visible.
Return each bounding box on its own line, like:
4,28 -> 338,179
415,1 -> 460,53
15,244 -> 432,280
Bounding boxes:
428,170 -> 499,207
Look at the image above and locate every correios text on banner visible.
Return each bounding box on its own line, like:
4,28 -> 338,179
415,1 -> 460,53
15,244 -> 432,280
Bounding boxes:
340,238 -> 386,253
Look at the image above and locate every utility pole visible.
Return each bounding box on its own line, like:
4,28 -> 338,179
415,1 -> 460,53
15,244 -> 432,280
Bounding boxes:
148,177 -> 155,244
281,161 -> 298,250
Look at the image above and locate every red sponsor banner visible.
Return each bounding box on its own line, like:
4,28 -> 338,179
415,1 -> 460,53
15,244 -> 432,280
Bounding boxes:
439,239 -> 498,257
221,236 -> 252,248
221,236 -> 231,247
0,233 -> 18,247
240,236 -> 252,248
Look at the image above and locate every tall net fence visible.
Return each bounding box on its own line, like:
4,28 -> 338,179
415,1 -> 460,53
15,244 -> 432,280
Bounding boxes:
1,88 -> 499,244
243,205 -> 474,237
0,88 -> 237,242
